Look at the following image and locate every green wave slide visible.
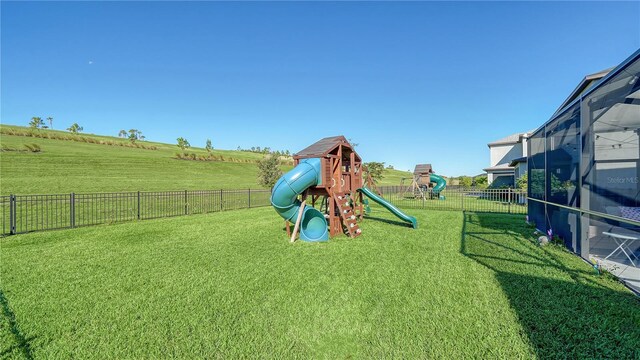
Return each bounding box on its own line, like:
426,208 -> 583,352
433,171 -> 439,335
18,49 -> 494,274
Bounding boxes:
357,187 -> 418,229
430,173 -> 447,193
270,158 -> 329,242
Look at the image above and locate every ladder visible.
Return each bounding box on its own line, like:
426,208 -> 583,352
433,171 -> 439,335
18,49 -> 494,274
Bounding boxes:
333,192 -> 362,238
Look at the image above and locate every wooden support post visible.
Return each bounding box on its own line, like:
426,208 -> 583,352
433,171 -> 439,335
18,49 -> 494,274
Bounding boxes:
333,196 -> 340,236
285,220 -> 291,238
350,152 -> 356,192
290,200 -> 306,243
337,145 -> 343,193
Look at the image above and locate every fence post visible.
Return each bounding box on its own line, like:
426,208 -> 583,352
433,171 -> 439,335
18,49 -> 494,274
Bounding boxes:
248,188 -> 251,209
220,189 -> 223,211
137,191 -> 141,220
461,189 -> 465,211
508,188 -> 512,214
184,190 -> 188,215
70,193 -> 75,228
9,195 -> 16,235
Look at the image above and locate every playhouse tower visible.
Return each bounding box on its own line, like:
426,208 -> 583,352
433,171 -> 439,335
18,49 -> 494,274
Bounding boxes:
292,136 -> 364,238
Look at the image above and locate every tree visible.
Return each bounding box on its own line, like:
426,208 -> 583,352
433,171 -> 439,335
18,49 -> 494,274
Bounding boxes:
205,139 -> 213,153
516,173 -> 527,191
46,117 -> 53,129
177,137 -> 190,150
67,123 -> 83,133
118,130 -> 127,138
473,175 -> 488,189
29,117 -> 44,129
459,176 -> 473,188
365,162 -> 385,184
257,155 -> 282,188
386,164 -> 394,170
128,129 -> 140,143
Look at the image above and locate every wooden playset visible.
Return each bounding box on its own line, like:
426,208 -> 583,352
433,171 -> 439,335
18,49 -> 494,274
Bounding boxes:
287,136 -> 365,238
401,164 -> 447,199
272,136 -> 418,242
401,164 -> 433,198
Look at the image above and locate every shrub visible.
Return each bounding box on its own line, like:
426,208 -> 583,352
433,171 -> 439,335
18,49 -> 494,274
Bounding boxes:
24,143 -> 42,152
257,155 -> 283,188
1,144 -> 17,151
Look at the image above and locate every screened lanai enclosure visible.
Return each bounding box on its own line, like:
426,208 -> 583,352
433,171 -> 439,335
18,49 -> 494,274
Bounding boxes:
528,49 -> 640,292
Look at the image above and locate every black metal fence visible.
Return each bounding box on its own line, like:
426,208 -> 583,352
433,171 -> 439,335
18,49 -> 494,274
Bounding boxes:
0,187 -> 526,237
376,186 -> 527,214
1,189 -> 271,236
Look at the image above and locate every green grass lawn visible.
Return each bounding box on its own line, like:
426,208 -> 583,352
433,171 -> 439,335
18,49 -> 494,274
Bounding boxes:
0,124 -> 411,194
1,207 -> 637,358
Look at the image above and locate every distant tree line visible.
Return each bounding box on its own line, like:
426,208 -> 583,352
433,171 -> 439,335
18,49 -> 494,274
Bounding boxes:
29,116 -> 86,134
447,175 -> 488,189
236,146 -> 292,157
119,129 -> 145,143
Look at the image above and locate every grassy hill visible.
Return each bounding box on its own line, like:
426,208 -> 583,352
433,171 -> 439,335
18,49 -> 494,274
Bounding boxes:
0,125 -> 411,194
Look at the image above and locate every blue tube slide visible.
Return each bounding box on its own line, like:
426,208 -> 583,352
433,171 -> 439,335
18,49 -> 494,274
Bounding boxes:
270,158 -> 329,242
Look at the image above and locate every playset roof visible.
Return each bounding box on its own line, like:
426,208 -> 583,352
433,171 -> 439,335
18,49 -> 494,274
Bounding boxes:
413,164 -> 433,175
294,135 -> 361,161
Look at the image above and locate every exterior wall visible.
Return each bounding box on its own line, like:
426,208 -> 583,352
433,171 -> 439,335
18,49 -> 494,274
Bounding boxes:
489,142 -> 522,167
521,137 -> 528,157
515,163 -> 527,179
487,135 -> 529,185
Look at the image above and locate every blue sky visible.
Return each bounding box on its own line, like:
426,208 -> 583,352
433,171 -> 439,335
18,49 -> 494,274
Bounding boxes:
2,1 -> 639,176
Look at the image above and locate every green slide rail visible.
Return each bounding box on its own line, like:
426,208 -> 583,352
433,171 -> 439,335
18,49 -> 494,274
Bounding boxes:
357,187 -> 418,229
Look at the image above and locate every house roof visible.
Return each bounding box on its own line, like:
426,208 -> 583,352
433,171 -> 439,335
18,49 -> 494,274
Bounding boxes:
487,131 -> 533,146
508,156 -> 527,167
482,163 -> 515,173
294,135 -> 361,160
413,164 -> 432,175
